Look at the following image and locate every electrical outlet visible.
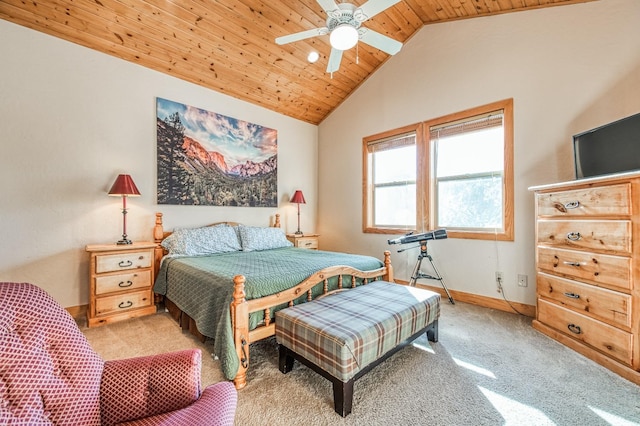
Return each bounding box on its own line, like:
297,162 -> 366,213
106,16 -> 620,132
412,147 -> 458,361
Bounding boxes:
518,274 -> 528,287
495,271 -> 503,293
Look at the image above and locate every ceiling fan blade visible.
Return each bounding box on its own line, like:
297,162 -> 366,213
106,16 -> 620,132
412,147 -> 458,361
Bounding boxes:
326,48 -> 343,73
275,28 -> 327,45
359,28 -> 402,55
356,0 -> 401,21
316,0 -> 339,14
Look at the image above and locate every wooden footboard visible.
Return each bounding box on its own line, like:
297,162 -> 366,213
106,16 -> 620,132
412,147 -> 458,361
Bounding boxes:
151,212 -> 394,390
230,253 -> 393,389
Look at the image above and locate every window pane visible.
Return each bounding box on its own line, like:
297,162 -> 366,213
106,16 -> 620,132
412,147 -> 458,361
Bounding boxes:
436,127 -> 503,178
437,176 -> 503,229
374,184 -> 416,227
374,145 -> 416,184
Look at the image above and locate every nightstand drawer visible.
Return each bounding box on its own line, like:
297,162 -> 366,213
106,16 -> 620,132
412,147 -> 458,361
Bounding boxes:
295,238 -> 318,249
95,270 -> 152,295
95,249 -> 153,273
537,247 -> 631,291
536,183 -> 631,217
95,290 -> 152,316
537,272 -> 631,328
287,234 -> 319,250
537,220 -> 631,254
538,299 -> 632,365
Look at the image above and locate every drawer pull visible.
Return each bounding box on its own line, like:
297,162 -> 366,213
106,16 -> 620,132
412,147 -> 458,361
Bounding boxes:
118,280 -> 133,288
564,292 -> 580,299
566,232 -> 581,241
118,301 -> 133,309
118,260 -> 133,268
567,323 -> 582,334
553,201 -> 580,213
564,201 -> 580,210
563,261 -> 582,267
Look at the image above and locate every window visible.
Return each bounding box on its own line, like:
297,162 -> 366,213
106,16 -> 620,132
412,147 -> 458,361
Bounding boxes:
363,99 -> 513,241
363,124 -> 421,233
426,99 -> 513,240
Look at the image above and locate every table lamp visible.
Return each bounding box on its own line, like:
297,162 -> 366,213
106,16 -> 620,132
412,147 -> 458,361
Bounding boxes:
108,174 -> 141,245
290,190 -> 306,235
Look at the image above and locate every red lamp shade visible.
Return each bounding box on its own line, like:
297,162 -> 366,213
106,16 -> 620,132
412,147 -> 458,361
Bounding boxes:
108,174 -> 140,245
290,190 -> 306,204
108,174 -> 141,197
290,190 -> 306,235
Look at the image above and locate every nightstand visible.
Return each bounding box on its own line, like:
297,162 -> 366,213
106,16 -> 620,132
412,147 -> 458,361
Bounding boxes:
287,234 -> 319,250
85,242 -> 157,327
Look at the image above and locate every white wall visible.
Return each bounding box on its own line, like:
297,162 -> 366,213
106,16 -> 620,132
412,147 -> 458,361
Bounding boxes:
318,0 -> 640,305
0,20 -> 318,308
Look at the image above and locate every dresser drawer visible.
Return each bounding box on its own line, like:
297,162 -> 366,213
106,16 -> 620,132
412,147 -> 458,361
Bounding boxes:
537,220 -> 631,254
95,249 -> 153,273
95,270 -> 152,295
537,247 -> 631,291
536,183 -> 630,217
294,237 -> 318,249
537,272 -> 631,328
95,290 -> 152,316
537,299 -> 632,365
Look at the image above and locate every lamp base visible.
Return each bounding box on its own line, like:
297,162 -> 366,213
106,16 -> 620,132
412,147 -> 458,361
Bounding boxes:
294,231 -> 303,235
116,238 -> 133,245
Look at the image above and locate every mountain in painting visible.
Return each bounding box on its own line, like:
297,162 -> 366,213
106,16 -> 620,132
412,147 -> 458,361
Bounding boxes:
182,136 -> 229,173
157,116 -> 277,207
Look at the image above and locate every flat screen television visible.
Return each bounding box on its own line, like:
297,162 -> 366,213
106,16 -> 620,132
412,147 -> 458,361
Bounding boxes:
573,112 -> 640,179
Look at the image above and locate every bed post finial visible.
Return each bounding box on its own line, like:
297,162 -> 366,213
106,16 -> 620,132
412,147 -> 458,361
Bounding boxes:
383,250 -> 394,283
274,213 -> 281,228
154,212 -> 164,243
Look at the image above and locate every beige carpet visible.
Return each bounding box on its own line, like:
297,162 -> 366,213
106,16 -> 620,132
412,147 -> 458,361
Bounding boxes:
82,302 -> 640,425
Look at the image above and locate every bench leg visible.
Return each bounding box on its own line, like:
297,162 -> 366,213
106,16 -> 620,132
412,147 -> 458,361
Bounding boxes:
278,344 -> 295,374
333,378 -> 354,417
427,319 -> 439,343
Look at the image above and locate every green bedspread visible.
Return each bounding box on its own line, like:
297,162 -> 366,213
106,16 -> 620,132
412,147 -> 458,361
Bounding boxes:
153,247 -> 384,380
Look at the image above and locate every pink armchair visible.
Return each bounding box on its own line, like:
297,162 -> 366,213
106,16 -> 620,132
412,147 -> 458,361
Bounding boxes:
0,282 -> 237,425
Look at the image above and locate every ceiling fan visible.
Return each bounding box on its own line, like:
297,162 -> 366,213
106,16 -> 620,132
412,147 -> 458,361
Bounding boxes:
275,0 -> 403,74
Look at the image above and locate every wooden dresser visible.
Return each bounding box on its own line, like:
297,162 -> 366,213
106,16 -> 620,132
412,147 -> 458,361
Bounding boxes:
86,242 -> 157,327
529,172 -> 640,385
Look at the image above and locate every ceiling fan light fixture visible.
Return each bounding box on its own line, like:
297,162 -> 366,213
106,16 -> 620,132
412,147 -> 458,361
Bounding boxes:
330,24 -> 358,51
307,51 -> 320,63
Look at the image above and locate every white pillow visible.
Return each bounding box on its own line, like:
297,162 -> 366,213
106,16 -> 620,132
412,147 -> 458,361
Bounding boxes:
237,225 -> 293,251
161,224 -> 241,255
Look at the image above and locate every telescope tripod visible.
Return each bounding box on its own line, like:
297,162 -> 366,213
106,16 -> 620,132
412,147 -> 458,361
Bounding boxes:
409,241 -> 455,304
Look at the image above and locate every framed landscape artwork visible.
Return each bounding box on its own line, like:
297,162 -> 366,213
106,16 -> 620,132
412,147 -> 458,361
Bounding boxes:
156,97 -> 278,207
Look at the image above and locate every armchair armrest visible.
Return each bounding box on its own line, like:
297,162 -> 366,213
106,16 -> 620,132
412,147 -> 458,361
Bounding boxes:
115,382 -> 238,426
100,349 -> 202,426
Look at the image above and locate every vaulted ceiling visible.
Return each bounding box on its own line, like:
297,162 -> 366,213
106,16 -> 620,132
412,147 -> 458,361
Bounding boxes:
0,0 -> 593,124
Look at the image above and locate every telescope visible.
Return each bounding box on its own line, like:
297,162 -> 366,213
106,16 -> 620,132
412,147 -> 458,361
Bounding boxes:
387,228 -> 454,304
387,229 -> 448,245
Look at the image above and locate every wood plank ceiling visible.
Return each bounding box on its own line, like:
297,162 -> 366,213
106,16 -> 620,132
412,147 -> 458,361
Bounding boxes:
0,0 -> 594,124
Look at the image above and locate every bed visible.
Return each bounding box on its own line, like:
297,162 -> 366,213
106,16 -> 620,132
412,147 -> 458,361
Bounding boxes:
151,212 -> 394,389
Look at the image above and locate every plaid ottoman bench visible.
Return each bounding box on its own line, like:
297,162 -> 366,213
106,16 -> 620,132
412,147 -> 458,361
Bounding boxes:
275,280 -> 440,417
